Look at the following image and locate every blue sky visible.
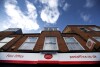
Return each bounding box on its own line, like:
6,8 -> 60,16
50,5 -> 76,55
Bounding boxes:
0,0 -> 100,33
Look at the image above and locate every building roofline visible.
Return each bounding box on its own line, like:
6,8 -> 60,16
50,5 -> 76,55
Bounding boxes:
67,25 -> 96,27
62,25 -> 100,33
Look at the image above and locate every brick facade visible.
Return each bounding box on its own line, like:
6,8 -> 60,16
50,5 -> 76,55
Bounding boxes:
0,25 -> 100,52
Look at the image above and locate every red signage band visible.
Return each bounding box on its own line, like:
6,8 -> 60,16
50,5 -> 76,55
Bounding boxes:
0,60 -> 100,64
0,52 -> 100,64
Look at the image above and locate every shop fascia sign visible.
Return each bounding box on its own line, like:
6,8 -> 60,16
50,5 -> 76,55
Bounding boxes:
0,52 -> 100,64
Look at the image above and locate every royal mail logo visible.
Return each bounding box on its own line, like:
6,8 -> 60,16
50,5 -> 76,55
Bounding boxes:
86,39 -> 96,49
44,54 -> 53,59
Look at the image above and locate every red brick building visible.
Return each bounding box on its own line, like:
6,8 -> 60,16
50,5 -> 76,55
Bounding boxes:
63,25 -> 100,51
0,25 -> 100,64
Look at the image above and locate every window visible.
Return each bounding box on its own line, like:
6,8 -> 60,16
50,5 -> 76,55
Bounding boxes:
79,27 -> 90,32
93,37 -> 100,42
43,37 -> 58,50
18,37 -> 38,50
0,37 -> 14,48
43,27 -> 59,31
91,27 -> 100,31
63,37 -> 84,50
5,28 -> 20,32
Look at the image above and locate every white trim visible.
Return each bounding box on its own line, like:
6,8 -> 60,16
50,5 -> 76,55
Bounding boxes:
0,37 -> 14,42
91,27 -> 100,31
43,37 -> 59,50
78,27 -> 90,32
63,37 -> 85,50
73,37 -> 85,50
93,37 -> 100,42
0,37 -> 14,48
25,37 -> 38,42
18,37 -> 38,50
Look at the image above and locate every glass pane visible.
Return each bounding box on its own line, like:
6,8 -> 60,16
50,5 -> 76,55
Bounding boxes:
43,37 -> 58,50
43,43 -> 58,50
0,37 -> 14,42
45,37 -> 56,43
67,43 -> 84,50
25,37 -> 38,42
0,43 -> 6,48
18,43 -> 35,50
91,27 -> 100,31
44,27 -> 59,31
64,37 -> 84,50
5,28 -> 20,31
93,37 -> 100,42
80,28 -> 90,32
64,37 -> 76,42
18,37 -> 38,50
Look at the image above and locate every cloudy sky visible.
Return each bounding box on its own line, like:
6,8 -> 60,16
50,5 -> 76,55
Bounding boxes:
0,0 -> 100,33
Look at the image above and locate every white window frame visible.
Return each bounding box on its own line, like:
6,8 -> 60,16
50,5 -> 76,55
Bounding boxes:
93,37 -> 100,42
44,27 -> 59,31
43,37 -> 59,50
63,37 -> 85,50
79,27 -> 90,32
18,37 -> 38,50
91,27 -> 100,31
0,37 -> 14,48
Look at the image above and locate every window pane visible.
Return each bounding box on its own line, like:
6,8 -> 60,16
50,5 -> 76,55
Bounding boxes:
80,28 -> 90,32
0,37 -> 14,48
18,43 -> 35,50
18,37 -> 38,50
45,37 -> 56,43
64,37 -> 84,50
93,37 -> 100,42
43,43 -> 58,50
64,37 -> 76,42
67,43 -> 84,50
25,37 -> 38,42
43,37 -> 58,50
0,43 -> 6,48
0,37 -> 14,42
91,27 -> 100,31
43,27 -> 59,31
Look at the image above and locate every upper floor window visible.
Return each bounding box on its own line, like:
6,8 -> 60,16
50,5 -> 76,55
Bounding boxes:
43,27 -> 59,31
93,37 -> 100,42
91,27 -> 100,31
79,27 -> 90,32
18,37 -> 38,50
43,37 -> 58,50
0,37 -> 14,48
63,37 -> 85,50
4,28 -> 20,32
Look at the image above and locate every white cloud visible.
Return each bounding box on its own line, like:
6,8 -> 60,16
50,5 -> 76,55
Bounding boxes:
80,13 -> 91,22
26,0 -> 37,20
4,0 -> 39,33
63,2 -> 70,11
39,0 -> 58,8
40,7 -> 59,24
39,0 -> 60,24
85,0 -> 95,8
